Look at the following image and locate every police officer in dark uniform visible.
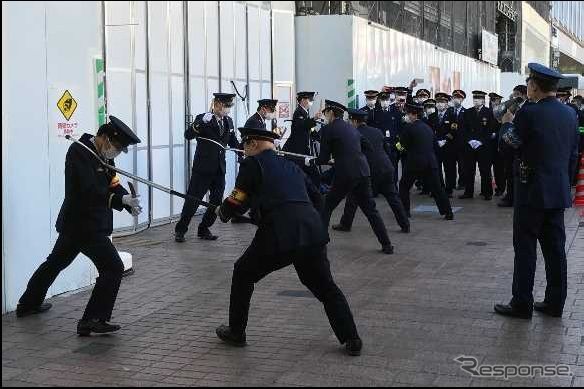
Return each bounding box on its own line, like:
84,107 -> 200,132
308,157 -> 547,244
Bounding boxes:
428,93 -> 457,197
450,90 -> 467,190
316,100 -> 394,254
245,99 -> 278,129
228,98 -> 280,225
17,116 -> 142,335
333,109 -> 410,233
422,98 -> 436,125
373,90 -> 401,158
360,90 -> 379,125
459,90 -> 496,200
214,125 -> 363,356
488,92 -> 506,196
415,88 -> 431,105
175,93 -> 240,242
495,63 -> 579,319
498,85 -> 529,208
283,91 -> 322,187
390,86 -> 411,184
398,102 -> 454,220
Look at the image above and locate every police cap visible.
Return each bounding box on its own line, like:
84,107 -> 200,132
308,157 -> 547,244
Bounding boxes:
106,115 -> 141,152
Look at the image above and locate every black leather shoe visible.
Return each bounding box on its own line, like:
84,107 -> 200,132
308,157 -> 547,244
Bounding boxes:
484,195 -> 493,201
458,193 -> 473,199
381,245 -> 394,255
498,199 -> 513,207
447,192 -> 453,199
456,185 -> 465,191
216,325 -> 247,347
345,337 -> 362,356
77,319 -> 121,336
332,224 -> 351,232
400,226 -> 410,233
494,303 -> 532,319
495,190 -> 504,197
175,233 -> 186,243
533,302 -> 563,318
16,303 -> 52,318
198,229 -> 218,241
444,213 -> 454,221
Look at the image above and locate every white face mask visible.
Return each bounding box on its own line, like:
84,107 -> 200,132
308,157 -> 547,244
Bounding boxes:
307,100 -> 314,108
417,97 -> 428,104
473,99 -> 484,108
103,145 -> 121,160
323,111 -> 333,125
437,102 -> 448,111
453,98 -> 462,107
402,114 -> 413,124
425,108 -> 436,116
222,107 -> 232,116
389,94 -> 396,102
380,100 -> 391,108
366,99 -> 376,108
264,111 -> 276,121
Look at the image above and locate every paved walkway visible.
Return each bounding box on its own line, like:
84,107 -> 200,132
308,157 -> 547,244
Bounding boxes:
2,193 -> 583,387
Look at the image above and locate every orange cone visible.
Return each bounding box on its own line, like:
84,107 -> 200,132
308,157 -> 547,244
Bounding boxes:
574,155 -> 584,217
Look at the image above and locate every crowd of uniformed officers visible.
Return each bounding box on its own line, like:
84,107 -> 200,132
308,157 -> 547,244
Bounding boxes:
15,61 -> 583,357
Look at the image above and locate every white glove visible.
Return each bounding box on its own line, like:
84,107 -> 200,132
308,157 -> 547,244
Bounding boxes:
474,140 -> 483,149
385,130 -> 391,138
438,140 -> 447,148
304,157 -> 314,167
122,194 -> 141,208
131,206 -> 143,217
202,112 -> 213,123
274,139 -> 281,148
491,132 -> 497,139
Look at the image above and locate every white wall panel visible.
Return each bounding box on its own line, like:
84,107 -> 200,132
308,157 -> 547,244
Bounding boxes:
188,1 -> 205,77
150,73 -> 170,147
234,3 -> 248,80
2,1 -> 52,313
248,6 -> 260,80
136,149 -> 150,226
173,147 -> 186,212
206,1 -> 220,78
260,9 -> 272,82
45,1 -> 103,298
152,148 -> 171,220
171,76 -> 185,146
220,1 -> 235,80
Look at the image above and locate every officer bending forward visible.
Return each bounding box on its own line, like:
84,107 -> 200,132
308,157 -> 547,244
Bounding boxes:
214,125 -> 363,356
17,116 -> 142,336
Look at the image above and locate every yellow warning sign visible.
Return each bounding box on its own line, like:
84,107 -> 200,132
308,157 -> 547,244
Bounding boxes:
57,90 -> 78,121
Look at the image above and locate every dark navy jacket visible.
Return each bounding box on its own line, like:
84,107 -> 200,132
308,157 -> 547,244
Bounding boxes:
283,106 -> 317,156
185,113 -> 239,175
315,118 -> 371,184
244,112 -> 267,129
462,106 -> 496,147
220,150 -> 328,255
428,109 -> 458,154
355,124 -> 394,178
56,133 -> 130,236
399,119 -> 439,171
504,96 -> 579,209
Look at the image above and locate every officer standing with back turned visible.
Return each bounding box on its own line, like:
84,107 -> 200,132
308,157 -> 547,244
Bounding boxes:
214,124 -> 363,356
316,100 -> 394,254
494,63 -> 579,319
332,109 -> 410,233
